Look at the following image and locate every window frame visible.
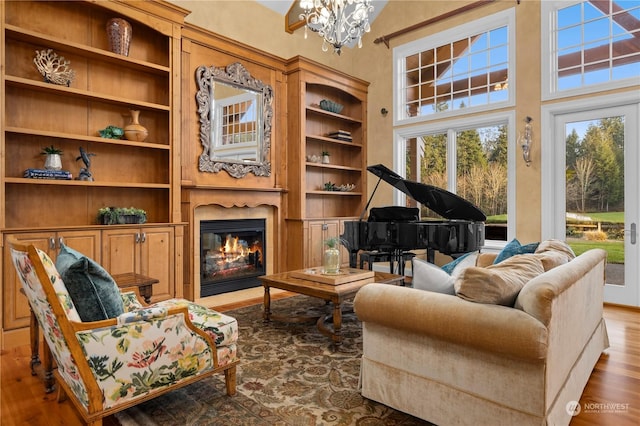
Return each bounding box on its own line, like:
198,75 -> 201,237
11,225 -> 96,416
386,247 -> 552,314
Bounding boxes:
542,0 -> 640,100
393,111 -> 516,248
393,8 -> 516,126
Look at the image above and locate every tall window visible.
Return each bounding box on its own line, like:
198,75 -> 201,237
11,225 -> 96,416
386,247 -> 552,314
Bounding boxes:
543,0 -> 640,98
394,10 -> 514,124
396,113 -> 514,242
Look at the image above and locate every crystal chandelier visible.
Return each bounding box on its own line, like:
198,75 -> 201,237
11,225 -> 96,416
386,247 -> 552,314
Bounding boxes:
299,0 -> 374,55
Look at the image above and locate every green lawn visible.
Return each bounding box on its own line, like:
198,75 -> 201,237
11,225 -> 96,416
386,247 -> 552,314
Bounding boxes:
571,212 -> 624,223
484,212 -> 625,263
487,212 -> 624,224
567,239 -> 624,264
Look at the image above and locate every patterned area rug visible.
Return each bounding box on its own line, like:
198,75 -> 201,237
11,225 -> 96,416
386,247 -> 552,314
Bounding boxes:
114,295 -> 432,426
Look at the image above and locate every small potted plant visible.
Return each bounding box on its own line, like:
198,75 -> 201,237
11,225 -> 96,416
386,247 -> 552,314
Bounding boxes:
41,145 -> 63,170
98,125 -> 124,139
323,237 -> 341,274
118,207 -> 147,224
97,206 -> 147,225
98,207 -> 118,225
323,181 -> 336,191
321,150 -> 330,164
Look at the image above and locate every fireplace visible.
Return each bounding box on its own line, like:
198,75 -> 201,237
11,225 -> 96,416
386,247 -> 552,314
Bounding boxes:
200,219 -> 266,297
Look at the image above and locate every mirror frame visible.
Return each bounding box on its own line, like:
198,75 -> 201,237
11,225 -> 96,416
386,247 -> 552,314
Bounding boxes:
195,62 -> 273,178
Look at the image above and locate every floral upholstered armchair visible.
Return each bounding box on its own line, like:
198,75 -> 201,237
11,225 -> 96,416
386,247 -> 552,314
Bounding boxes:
8,239 -> 239,426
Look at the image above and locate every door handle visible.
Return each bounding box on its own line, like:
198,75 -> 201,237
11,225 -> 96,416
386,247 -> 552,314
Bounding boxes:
630,223 -> 636,245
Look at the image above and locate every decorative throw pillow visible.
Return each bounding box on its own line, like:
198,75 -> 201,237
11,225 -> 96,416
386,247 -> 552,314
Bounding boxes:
493,238 -> 540,264
535,239 -> 576,262
534,251 -> 569,271
411,258 -> 455,294
55,244 -> 124,322
455,254 -> 545,306
475,252 -> 497,268
441,251 -> 478,275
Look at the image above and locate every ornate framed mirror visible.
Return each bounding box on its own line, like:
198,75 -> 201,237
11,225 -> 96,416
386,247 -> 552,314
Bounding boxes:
195,62 -> 273,178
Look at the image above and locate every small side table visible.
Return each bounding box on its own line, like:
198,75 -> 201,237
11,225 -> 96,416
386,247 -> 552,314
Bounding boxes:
112,272 -> 159,304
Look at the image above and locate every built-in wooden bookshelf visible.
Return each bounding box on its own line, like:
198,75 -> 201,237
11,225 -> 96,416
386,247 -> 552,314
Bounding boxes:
285,56 -> 369,270
1,0 -> 188,346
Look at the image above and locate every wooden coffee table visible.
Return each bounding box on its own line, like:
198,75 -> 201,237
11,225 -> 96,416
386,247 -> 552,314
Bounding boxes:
259,268 -> 403,346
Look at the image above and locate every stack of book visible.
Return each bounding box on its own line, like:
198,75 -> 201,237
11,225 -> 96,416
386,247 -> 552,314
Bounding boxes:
327,130 -> 352,142
24,168 -> 72,180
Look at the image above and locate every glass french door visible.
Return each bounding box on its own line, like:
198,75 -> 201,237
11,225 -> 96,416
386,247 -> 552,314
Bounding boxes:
554,104 -> 639,306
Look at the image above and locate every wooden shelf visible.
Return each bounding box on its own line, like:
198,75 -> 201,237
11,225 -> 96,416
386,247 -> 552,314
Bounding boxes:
307,190 -> 363,196
305,163 -> 361,171
5,127 -> 170,150
306,106 -> 363,124
5,178 -> 170,189
5,76 -> 170,111
5,25 -> 170,75
306,134 -> 362,147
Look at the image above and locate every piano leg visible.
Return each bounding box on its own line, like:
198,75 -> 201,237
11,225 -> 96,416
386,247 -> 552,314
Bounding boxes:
389,250 -> 417,276
427,248 -> 435,264
349,251 -> 358,268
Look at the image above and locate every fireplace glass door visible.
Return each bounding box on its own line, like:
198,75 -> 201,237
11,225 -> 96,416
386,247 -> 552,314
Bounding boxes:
201,219 -> 265,296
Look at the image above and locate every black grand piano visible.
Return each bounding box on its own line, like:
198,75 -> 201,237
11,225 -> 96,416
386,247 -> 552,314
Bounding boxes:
341,164 -> 486,273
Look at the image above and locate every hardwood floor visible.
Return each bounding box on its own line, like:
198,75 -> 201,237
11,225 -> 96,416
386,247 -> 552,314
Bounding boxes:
1,302 -> 638,425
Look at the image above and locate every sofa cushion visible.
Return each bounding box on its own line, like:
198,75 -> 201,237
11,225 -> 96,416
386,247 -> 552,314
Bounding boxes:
535,239 -> 576,261
151,299 -> 239,347
455,254 -> 545,306
493,238 -> 539,264
412,258 -> 455,294
55,244 -> 124,322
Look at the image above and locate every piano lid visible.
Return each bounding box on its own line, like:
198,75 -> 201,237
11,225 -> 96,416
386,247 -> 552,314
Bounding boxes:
367,164 -> 487,222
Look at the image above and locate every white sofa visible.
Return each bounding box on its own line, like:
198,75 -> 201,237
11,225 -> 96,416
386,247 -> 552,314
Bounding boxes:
353,247 -> 609,426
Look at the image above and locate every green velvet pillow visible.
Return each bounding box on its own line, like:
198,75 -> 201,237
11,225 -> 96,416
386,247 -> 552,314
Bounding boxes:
55,244 -> 124,322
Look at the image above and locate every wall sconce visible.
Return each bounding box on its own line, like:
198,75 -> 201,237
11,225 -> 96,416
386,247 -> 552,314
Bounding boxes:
520,116 -> 533,167
380,108 -> 388,117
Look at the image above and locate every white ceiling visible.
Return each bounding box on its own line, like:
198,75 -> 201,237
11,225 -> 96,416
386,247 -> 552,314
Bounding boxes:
256,0 -> 387,22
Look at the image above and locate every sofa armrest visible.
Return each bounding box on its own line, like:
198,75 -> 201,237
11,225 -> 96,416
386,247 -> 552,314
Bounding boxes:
354,284 -> 548,361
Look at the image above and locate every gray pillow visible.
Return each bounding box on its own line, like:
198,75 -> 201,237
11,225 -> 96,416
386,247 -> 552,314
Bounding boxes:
412,258 -> 455,294
55,244 -> 124,322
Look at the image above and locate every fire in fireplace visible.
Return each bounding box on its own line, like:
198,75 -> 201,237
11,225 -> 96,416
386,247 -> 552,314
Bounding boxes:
200,219 -> 266,297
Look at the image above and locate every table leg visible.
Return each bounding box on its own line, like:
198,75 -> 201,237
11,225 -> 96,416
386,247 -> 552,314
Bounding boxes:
263,285 -> 271,322
331,299 -> 343,346
140,285 -> 152,304
29,309 -> 40,375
